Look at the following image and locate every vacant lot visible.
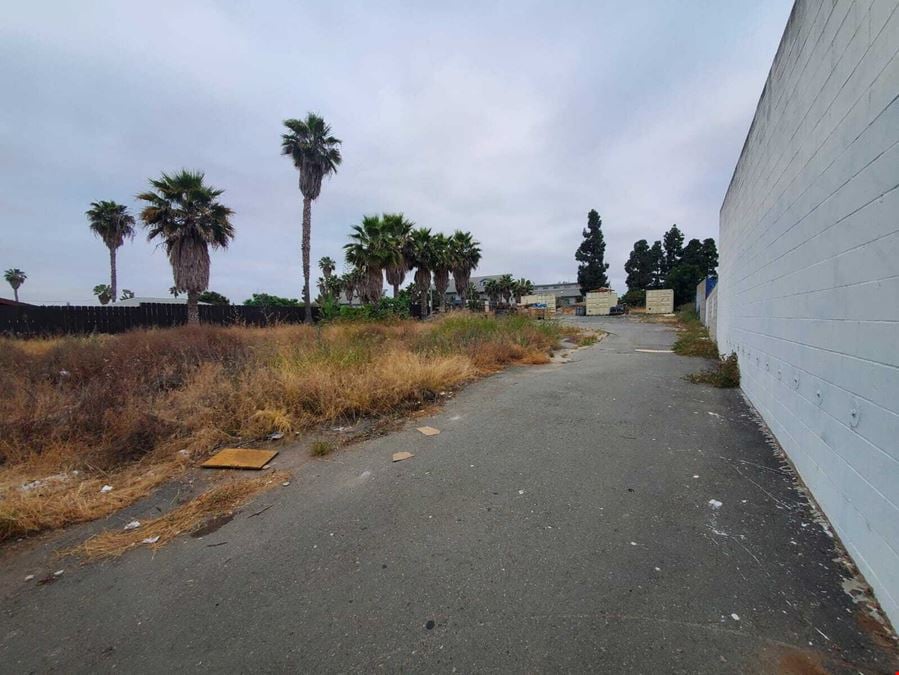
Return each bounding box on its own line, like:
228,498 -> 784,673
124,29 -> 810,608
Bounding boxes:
0,314 -> 566,542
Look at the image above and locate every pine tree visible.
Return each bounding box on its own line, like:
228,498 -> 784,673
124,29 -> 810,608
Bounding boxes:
701,238 -> 718,276
624,239 -> 653,291
575,209 -> 610,296
648,241 -> 664,288
661,224 -> 684,280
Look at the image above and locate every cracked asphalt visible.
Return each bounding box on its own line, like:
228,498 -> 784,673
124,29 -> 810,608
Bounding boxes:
1,316 -> 896,673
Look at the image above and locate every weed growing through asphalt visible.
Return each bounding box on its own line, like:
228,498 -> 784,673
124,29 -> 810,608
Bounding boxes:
310,440 -> 335,457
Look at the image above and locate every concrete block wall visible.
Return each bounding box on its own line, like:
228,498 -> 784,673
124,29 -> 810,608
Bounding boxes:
717,0 -> 899,626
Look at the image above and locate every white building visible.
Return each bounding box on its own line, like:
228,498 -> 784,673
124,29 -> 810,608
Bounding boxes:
717,0 -> 899,626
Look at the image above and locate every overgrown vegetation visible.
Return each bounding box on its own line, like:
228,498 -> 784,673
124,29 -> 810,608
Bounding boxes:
687,353 -> 740,388
672,306 -> 719,358
672,305 -> 739,389
0,314 -> 565,542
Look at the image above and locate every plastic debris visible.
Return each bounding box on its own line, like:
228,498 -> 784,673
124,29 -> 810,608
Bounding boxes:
731,613 -> 740,621
282,481 -> 290,487
100,485 -> 113,493
518,489 -> 525,495
417,426 -> 440,436
24,574 -> 34,582
141,536 -> 160,544
269,432 -> 284,440
123,520 -> 141,531
53,569 -> 64,577
392,452 -> 414,462
708,499 -> 723,509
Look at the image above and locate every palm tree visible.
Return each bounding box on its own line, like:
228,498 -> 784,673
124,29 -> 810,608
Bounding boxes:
407,228 -> 433,317
483,279 -> 501,307
4,268 -> 26,302
429,233 -> 451,312
340,268 -> 364,305
381,213 -> 414,297
137,170 -> 235,325
93,284 -> 113,305
345,215 -> 389,304
318,256 -> 336,282
512,278 -> 534,304
448,230 -> 482,306
498,274 -> 514,307
86,200 -> 135,303
282,114 -> 342,324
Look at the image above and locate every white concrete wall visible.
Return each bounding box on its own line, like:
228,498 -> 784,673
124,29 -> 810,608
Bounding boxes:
705,286 -> 718,342
717,0 -> 899,626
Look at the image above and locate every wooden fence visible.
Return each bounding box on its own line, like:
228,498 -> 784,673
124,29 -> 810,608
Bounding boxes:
0,303 -> 321,337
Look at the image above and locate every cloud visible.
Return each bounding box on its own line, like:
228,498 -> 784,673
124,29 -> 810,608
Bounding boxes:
0,0 -> 792,302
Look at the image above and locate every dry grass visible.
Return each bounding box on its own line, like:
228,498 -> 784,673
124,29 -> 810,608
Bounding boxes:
0,314 -> 565,542
63,471 -> 288,560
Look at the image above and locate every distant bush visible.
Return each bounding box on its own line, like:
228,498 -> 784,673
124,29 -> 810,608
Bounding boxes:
243,293 -> 301,307
621,289 -> 645,307
335,295 -> 411,322
198,291 -> 230,305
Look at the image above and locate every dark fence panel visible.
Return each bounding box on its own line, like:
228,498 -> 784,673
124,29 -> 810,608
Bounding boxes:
0,303 -> 321,337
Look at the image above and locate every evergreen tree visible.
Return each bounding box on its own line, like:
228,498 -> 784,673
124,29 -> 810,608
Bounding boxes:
661,224 -> 684,280
648,240 -> 664,288
624,239 -> 653,291
575,209 -> 610,295
701,238 -> 718,276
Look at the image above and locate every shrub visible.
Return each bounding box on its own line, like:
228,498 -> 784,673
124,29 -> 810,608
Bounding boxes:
688,353 -> 740,388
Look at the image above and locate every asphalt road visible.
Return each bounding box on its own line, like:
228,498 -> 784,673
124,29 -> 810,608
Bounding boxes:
2,317 -> 896,673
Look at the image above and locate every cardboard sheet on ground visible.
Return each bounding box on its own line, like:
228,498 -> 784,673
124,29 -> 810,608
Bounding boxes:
416,426 -> 440,436
201,448 -> 278,470
392,452 -> 414,462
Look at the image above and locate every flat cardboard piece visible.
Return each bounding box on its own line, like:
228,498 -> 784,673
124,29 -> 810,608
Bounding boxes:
417,426 -> 440,436
392,452 -> 414,462
201,448 -> 278,470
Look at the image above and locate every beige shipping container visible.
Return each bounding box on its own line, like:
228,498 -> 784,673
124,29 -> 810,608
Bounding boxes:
520,294 -> 556,319
585,290 -> 618,316
645,289 -> 674,314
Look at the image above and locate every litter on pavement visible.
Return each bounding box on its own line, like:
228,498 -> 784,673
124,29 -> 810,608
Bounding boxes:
416,426 -> 441,436
708,499 -> 723,509
201,448 -> 278,470
392,451 -> 414,462
123,520 -> 141,530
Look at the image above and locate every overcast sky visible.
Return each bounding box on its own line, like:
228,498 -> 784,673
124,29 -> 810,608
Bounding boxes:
1,0 -> 792,304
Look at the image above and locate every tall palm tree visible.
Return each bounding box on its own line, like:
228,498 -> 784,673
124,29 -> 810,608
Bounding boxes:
448,230 -> 482,306
512,278 -> 534,304
4,268 -> 26,302
344,215 -> 388,303
318,256 -> 336,281
137,170 -> 235,325
429,233 -> 451,312
407,227 -> 433,317
86,200 -> 135,303
381,213 -> 414,297
282,114 -> 342,324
